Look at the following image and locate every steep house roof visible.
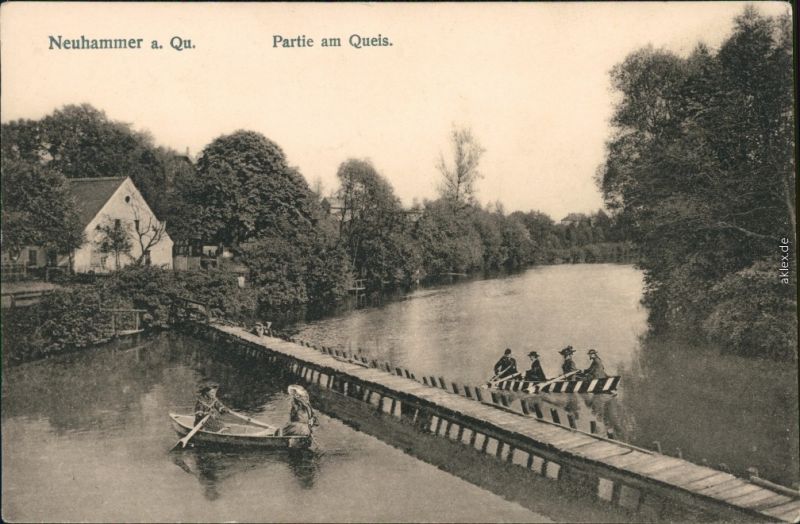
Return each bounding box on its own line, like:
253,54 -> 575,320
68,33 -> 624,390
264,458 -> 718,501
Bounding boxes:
66,177 -> 127,229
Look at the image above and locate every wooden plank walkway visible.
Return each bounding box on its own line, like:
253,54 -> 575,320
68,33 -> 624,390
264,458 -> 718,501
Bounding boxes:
210,323 -> 799,522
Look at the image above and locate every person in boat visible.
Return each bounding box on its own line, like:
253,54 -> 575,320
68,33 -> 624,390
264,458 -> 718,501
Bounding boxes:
493,348 -> 518,379
281,385 -> 318,437
194,382 -> 229,432
580,349 -> 608,380
559,346 -> 578,379
524,351 -> 547,383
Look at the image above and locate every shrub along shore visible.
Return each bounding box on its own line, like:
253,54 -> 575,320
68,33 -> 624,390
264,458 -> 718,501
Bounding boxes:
1,255 -> 632,366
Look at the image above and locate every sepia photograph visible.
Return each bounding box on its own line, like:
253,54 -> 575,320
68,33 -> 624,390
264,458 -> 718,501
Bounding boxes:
1,2 -> 797,522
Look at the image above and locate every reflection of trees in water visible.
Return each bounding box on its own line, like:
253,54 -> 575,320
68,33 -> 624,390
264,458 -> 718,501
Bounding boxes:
171,448 -> 321,500
2,332 -> 292,434
2,336 -> 175,432
618,335 -> 800,487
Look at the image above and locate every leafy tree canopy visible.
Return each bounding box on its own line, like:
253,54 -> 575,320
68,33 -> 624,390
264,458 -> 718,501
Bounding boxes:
1,157 -> 84,253
180,130 -> 315,247
334,158 -> 416,287
1,104 -> 193,224
598,6 -> 795,357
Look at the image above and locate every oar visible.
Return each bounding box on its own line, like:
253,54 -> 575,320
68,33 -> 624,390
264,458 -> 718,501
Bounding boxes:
228,410 -> 275,431
490,372 -> 522,386
211,398 -> 275,431
533,370 -> 580,391
486,365 -> 516,385
171,414 -> 210,451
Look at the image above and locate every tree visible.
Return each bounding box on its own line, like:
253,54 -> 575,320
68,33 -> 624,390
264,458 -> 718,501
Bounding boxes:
180,130 -> 315,247
414,199 -> 484,276
0,157 -> 84,256
334,159 -> 416,288
97,219 -> 133,270
436,126 -> 485,209
130,202 -> 168,266
1,104 -> 195,222
597,6 -> 795,356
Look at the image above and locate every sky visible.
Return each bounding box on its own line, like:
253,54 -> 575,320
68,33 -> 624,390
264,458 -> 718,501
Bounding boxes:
0,2 -> 791,220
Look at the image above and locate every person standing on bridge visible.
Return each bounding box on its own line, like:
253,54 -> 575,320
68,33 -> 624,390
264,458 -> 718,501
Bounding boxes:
524,351 -> 547,382
581,349 -> 608,380
559,346 -> 578,378
493,348 -> 518,379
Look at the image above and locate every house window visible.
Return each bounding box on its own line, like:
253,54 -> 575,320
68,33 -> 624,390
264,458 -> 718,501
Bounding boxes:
114,219 -> 121,229
28,249 -> 37,266
134,219 -> 140,232
125,196 -> 131,203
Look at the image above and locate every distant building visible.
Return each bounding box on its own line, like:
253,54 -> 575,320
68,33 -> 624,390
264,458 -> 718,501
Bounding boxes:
69,176 -> 173,272
173,240 -> 249,286
559,213 -> 591,227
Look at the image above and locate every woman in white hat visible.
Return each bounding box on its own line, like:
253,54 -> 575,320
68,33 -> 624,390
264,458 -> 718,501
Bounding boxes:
281,385 -> 317,436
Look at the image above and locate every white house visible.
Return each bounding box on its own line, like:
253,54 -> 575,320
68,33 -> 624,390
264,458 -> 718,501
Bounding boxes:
67,176 -> 173,273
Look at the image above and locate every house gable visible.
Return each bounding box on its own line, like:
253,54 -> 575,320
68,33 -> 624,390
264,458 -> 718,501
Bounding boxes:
70,177 -> 173,272
67,177 -> 128,230
86,177 -> 163,232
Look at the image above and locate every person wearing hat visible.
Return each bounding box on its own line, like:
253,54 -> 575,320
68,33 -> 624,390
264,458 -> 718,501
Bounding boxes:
282,385 -> 318,436
582,349 -> 608,380
559,346 -> 578,378
493,348 -> 518,379
194,382 -> 229,432
523,351 -> 547,383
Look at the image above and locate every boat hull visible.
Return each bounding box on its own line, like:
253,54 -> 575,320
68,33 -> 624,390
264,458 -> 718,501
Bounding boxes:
487,376 -> 620,395
169,414 -> 311,449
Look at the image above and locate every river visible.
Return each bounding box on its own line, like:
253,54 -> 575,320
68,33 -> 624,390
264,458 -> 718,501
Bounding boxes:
2,263 -> 797,522
291,264 -> 799,488
2,329 -> 631,522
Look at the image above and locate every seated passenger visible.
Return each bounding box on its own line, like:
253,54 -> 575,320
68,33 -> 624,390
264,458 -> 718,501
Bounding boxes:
493,348 -> 518,379
581,349 -> 608,380
281,385 -> 317,436
524,351 -> 547,383
559,345 -> 578,378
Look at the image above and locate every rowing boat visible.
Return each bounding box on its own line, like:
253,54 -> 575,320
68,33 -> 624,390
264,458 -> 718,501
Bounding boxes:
485,376 -> 620,395
169,414 -> 312,449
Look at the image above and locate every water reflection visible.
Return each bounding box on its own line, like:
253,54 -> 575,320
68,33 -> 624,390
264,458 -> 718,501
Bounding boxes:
618,335 -> 799,486
171,448 -> 322,500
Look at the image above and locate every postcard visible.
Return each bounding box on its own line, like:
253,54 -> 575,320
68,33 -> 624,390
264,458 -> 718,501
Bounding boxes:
1,2 -> 797,522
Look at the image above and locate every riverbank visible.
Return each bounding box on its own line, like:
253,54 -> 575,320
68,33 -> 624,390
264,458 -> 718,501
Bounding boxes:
0,266 -> 258,365
1,257 -> 637,366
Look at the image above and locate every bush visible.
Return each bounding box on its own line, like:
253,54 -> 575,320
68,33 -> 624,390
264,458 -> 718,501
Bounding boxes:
703,261 -> 797,360
174,268 -> 259,322
2,287 -> 114,363
2,266 -> 267,364
103,265 -> 261,325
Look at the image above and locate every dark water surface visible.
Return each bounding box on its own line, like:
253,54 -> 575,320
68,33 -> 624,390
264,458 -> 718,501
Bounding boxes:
2,331 -> 629,523
292,264 -> 799,487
